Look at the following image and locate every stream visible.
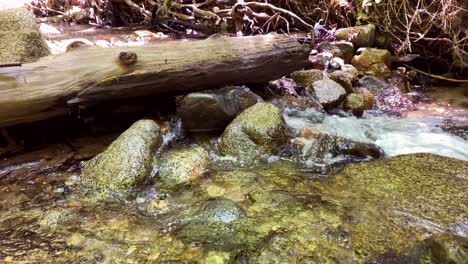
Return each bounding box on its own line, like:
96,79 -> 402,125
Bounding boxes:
0,24 -> 467,263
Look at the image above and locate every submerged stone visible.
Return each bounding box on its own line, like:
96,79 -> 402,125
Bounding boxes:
370,233 -> 468,264
158,145 -> 210,185
174,198 -> 257,251
218,103 -> 289,160
201,198 -> 246,223
314,153 -> 468,261
81,120 -> 162,199
0,8 -> 50,63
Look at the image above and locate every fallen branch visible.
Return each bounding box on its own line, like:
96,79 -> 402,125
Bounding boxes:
403,64 -> 468,83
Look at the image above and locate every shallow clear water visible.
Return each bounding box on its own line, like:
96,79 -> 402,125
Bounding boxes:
284,107 -> 468,161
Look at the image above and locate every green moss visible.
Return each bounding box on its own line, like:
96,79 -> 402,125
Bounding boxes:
218,103 -> 289,159
290,69 -> 324,89
314,153 -> 468,259
158,145 -> 210,186
81,119 -> 162,200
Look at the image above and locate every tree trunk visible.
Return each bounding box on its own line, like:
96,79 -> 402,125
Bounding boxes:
0,34 -> 311,128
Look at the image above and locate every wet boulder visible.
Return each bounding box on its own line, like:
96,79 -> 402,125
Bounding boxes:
334,24 -> 376,48
292,128 -> 384,162
329,64 -> 359,93
81,120 -> 162,199
343,93 -> 365,117
357,75 -> 391,95
352,48 -> 392,79
290,69 -> 324,89
0,8 -> 50,63
178,86 -> 261,132
268,77 -> 299,96
218,103 -> 289,159
317,41 -> 355,63
308,51 -> 334,70
158,145 -> 210,185
311,79 -> 347,109
356,87 -> 375,110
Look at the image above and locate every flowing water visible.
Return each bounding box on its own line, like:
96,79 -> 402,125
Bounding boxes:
1,24 -> 467,261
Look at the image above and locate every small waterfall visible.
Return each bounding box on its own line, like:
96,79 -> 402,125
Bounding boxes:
284,108 -> 468,161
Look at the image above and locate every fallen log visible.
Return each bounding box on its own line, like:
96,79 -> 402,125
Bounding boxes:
0,34 -> 311,128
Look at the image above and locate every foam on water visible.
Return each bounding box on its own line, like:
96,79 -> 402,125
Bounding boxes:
284,108 -> 468,161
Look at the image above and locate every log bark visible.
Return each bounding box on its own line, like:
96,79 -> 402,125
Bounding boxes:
0,34 -> 311,128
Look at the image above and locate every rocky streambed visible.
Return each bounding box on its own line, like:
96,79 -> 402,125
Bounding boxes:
1,7 -> 468,264
0,93 -> 467,263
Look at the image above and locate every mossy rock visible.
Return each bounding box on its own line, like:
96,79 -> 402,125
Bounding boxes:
218,103 -> 289,160
356,87 -> 375,110
81,120 -> 162,200
158,145 -> 210,186
343,93 -> 365,116
352,48 -> 392,79
334,24 -> 376,48
0,8 -> 50,63
314,153 -> 468,260
290,69 -> 324,89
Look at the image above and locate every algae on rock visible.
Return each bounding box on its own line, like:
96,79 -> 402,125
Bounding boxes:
218,102 -> 289,160
81,120 -> 162,199
158,145 -> 210,186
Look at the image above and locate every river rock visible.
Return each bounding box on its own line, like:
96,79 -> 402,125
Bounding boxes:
311,79 -> 347,109
0,8 -> 50,63
343,93 -> 365,117
317,41 -> 355,63
292,128 -> 384,162
175,198 -> 257,251
158,145 -> 210,185
218,103 -> 289,159
201,198 -> 246,223
356,87 -> 375,110
406,234 -> 468,264
308,51 -> 334,70
329,64 -> 359,93
334,24 -> 376,48
268,77 -> 298,96
178,86 -> 261,132
357,75 -> 391,95
81,120 -> 162,199
352,48 -> 392,79
290,69 -> 324,89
